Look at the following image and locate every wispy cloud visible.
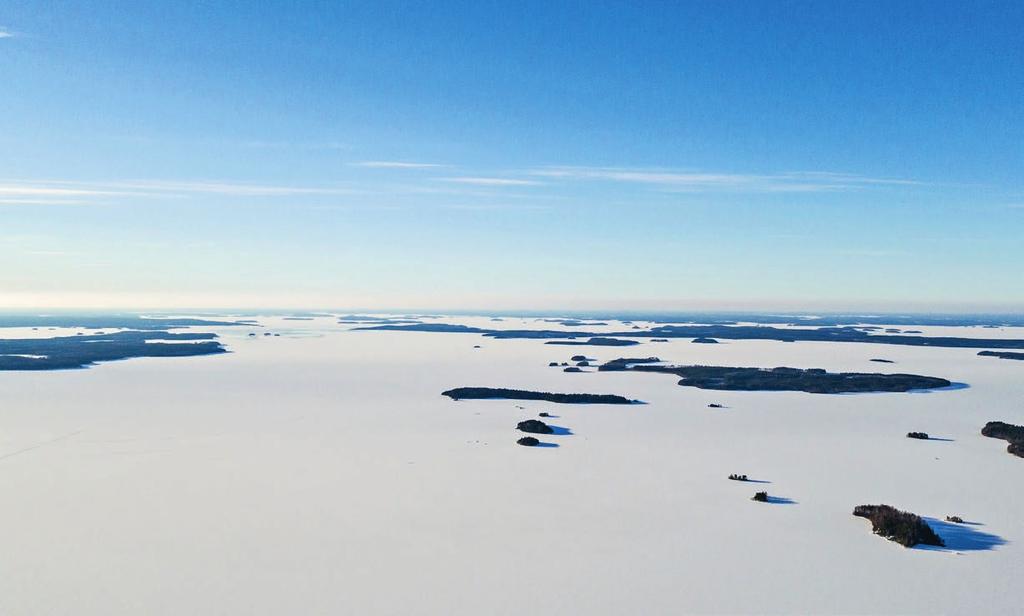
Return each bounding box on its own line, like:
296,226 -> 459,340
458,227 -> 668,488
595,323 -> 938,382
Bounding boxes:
98,179 -> 359,196
0,198 -> 93,205
439,177 -> 542,186
0,185 -> 121,197
0,28 -> 15,39
0,180 -> 360,201
529,166 -> 923,193
352,161 -> 447,169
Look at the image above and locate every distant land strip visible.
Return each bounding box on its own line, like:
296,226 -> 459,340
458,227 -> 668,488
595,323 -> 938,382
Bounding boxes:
353,322 -> 1024,350
0,315 -> 245,330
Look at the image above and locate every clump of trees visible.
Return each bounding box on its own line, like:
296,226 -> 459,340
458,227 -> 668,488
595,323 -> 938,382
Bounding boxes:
728,474 -> 748,481
517,419 -> 554,434
982,421 -> 1024,458
852,504 -> 944,547
517,436 -> 540,447
945,515 -> 964,524
906,432 -> 929,440
752,491 -> 769,502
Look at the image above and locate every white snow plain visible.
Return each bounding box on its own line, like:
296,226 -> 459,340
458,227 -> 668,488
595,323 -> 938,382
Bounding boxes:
0,315 -> 1021,615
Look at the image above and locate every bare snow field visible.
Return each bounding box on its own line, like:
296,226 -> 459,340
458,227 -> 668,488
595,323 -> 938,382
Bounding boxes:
0,315 -> 1021,615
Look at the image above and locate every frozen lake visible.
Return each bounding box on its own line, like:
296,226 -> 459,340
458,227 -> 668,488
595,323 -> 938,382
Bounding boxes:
0,314 -> 1021,614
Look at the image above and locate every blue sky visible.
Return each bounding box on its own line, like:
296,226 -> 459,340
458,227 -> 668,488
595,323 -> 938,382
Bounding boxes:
1,1 -> 1022,311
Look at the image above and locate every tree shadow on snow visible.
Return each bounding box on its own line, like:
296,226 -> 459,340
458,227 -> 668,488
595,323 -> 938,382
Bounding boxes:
916,518 -> 1007,552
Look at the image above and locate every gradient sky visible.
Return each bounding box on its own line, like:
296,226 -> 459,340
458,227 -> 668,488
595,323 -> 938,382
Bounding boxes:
1,1 -> 1022,311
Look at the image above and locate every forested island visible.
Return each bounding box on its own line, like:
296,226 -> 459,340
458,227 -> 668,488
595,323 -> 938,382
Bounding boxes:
544,337 -> 640,347
978,350 -> 1024,361
441,387 -> 638,404
597,357 -> 662,371
853,505 -> 944,547
0,330 -> 227,370
981,421 -> 1024,458
598,360 -> 952,393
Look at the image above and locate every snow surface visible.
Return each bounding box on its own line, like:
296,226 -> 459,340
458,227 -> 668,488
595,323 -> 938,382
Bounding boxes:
0,315 -> 1021,615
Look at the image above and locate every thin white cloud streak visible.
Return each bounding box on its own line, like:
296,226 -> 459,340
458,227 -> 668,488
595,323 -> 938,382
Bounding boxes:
783,171 -> 924,186
0,29 -> 14,39
0,180 -> 360,200
0,185 -> 122,197
100,180 -> 360,196
439,177 -> 543,186
352,161 -> 447,169
0,198 -> 93,205
529,166 -> 924,193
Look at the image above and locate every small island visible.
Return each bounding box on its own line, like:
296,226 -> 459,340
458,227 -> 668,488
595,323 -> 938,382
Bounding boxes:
597,357 -> 661,371
441,387 -> 638,404
691,337 -> 719,344
853,504 -> 944,547
545,337 -> 640,347
517,419 -> 553,434
978,350 -> 1024,361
